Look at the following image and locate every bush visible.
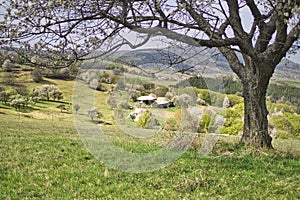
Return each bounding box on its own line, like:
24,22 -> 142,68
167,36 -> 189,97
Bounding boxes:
14,85 -> 28,96
58,67 -> 71,79
164,117 -> 179,131
194,89 -> 225,107
276,130 -> 290,139
0,91 -> 10,104
269,102 -> 297,114
2,59 -> 14,72
219,107 -> 244,135
154,85 -> 169,97
194,89 -> 211,105
219,119 -> 243,135
32,68 -> 44,82
270,113 -> 300,138
89,79 -> 102,91
34,84 -> 63,101
137,111 -> 151,128
74,104 -> 80,114
227,94 -> 243,107
176,94 -> 194,108
198,113 -> 211,133
10,94 -> 29,111
57,103 -> 67,112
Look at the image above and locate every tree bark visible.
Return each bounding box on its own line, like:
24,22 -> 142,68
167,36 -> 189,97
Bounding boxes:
240,60 -> 273,148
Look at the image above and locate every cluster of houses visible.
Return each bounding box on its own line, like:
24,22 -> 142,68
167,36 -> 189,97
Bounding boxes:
128,94 -> 175,122
136,95 -> 174,108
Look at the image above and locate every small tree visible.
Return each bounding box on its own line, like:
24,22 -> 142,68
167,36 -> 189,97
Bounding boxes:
74,104 -> 80,114
49,85 -> 63,101
32,68 -> 43,83
0,91 -> 10,104
87,108 -> 103,121
89,78 -> 102,91
10,95 -> 28,111
34,84 -> 63,101
58,67 -> 71,80
57,103 -> 67,112
14,85 -> 28,96
137,111 -> 151,128
2,59 -> 14,72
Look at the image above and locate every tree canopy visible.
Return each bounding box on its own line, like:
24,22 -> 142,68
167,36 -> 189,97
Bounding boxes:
1,1 -> 299,63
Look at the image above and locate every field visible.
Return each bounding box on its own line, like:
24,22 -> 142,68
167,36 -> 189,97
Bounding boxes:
0,69 -> 300,199
1,113 -> 300,199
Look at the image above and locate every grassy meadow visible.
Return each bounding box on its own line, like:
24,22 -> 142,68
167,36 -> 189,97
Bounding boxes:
0,68 -> 300,199
1,113 -> 300,199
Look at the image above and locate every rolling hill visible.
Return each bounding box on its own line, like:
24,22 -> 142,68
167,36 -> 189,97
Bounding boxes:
110,48 -> 300,81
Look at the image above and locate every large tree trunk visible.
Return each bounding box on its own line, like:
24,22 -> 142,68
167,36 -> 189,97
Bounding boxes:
240,61 -> 273,148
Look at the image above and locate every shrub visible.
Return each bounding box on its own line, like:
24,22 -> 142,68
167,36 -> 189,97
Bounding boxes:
58,67 -> 71,79
32,68 -> 43,82
154,85 -> 169,97
227,94 -> 243,107
34,84 -> 63,101
87,108 -> 103,121
143,82 -> 155,91
74,104 -> 80,114
14,85 -> 29,96
219,107 -> 244,135
270,113 -> 300,138
276,130 -> 290,139
164,117 -> 178,131
198,113 -> 211,133
176,94 -> 194,108
57,103 -> 67,112
219,119 -> 243,135
89,79 -> 102,91
0,91 -> 10,104
10,94 -> 29,111
137,111 -> 151,128
2,59 -> 14,72
269,102 -> 297,114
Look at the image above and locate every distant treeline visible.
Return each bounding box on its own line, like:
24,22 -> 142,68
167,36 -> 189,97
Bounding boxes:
174,76 -> 242,94
175,76 -> 300,106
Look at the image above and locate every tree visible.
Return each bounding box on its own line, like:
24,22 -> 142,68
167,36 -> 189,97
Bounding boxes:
2,59 -> 14,72
34,84 -> 63,101
74,104 -> 80,114
10,94 -> 29,111
2,1 -> 300,148
87,108 -> 103,121
57,103 -> 67,113
89,78 -> 102,91
32,68 -> 44,83
0,91 -> 10,104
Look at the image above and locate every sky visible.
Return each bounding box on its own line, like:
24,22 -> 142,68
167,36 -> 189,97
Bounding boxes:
287,53 -> 300,64
0,4 -> 299,65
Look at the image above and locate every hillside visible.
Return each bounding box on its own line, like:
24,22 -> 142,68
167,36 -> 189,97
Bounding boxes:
111,48 -> 300,81
1,63 -> 300,199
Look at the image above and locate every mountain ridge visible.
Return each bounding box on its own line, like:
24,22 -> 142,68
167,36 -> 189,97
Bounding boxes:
111,48 -> 300,81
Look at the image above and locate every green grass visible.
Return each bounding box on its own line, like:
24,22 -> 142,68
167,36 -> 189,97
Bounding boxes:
1,113 -> 300,199
1,72 -> 300,199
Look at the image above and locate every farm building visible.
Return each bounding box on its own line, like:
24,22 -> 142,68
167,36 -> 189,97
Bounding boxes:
136,95 -> 156,105
153,97 -> 174,108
